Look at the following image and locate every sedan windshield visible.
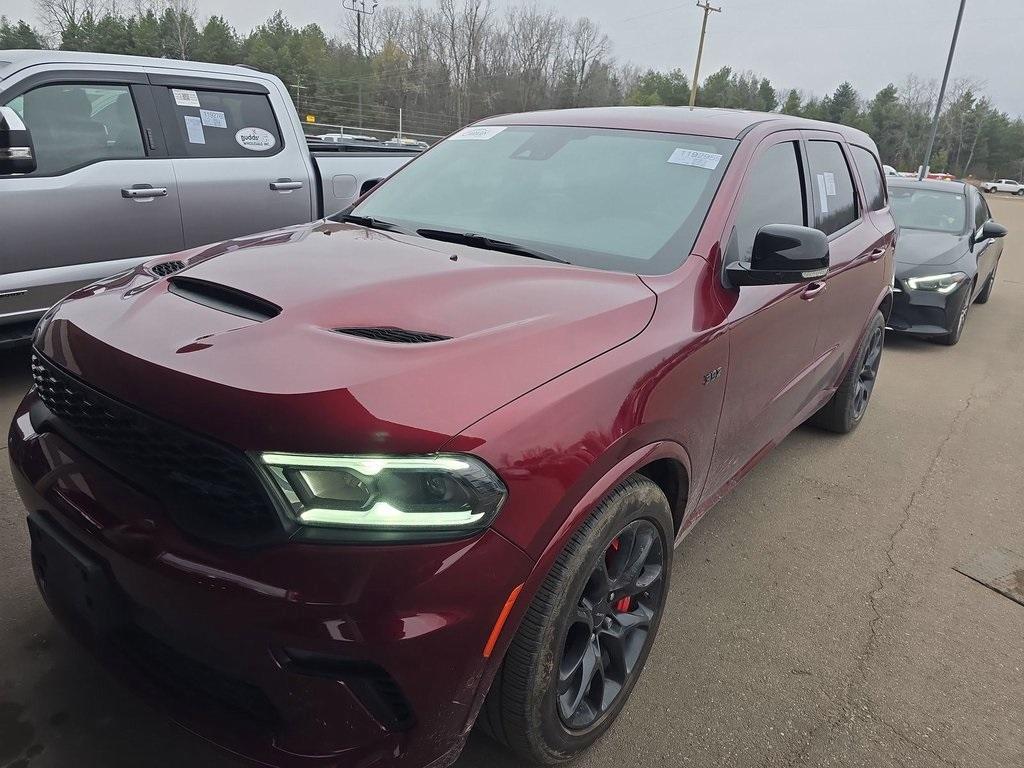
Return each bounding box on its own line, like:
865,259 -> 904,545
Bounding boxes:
348,125 -> 737,274
889,187 -> 967,234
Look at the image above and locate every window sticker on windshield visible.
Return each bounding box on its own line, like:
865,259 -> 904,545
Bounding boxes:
816,174 -> 829,214
184,115 -> 205,144
172,88 -> 201,108
823,171 -> 837,196
667,148 -> 722,170
235,127 -> 276,151
449,125 -> 507,141
200,109 -> 227,129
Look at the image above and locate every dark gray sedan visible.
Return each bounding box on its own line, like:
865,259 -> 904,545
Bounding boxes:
888,178 -> 1007,345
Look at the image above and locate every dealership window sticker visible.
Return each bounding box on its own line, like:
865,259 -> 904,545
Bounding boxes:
200,109 -> 227,129
184,115 -> 205,144
172,88 -> 201,108
449,125 -> 507,141
667,148 -> 722,170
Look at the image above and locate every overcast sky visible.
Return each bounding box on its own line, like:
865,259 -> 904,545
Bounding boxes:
7,0 -> 1024,114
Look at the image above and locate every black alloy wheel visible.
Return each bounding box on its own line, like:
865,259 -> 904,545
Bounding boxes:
852,324 -> 883,420
556,519 -> 666,730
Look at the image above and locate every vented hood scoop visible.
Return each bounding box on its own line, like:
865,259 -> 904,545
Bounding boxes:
150,259 -> 186,277
334,327 -> 451,344
168,276 -> 281,322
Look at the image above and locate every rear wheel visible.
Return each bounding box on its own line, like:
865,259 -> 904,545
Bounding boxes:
808,311 -> 884,433
479,475 -> 673,764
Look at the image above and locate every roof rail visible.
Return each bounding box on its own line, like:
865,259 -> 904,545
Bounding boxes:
234,63 -> 261,71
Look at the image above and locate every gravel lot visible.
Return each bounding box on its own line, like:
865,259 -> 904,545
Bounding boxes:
1,197 -> 1022,768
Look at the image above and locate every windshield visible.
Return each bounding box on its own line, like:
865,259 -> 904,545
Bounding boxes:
889,186 -> 967,234
348,125 -> 737,274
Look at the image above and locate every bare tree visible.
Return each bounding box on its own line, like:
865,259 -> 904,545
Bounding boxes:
565,17 -> 610,106
34,0 -> 100,35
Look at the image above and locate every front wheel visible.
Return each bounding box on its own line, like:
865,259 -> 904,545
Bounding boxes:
1017,189 -> 1024,196
808,311 -> 885,433
479,475 -> 673,764
937,287 -> 971,345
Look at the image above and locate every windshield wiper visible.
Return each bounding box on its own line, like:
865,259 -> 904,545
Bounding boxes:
416,229 -> 569,264
336,213 -> 406,233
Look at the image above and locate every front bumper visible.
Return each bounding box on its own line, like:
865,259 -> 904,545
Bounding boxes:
8,392 -> 534,768
887,278 -> 969,336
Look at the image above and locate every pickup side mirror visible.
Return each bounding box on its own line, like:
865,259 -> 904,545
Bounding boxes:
0,105 -> 36,175
981,220 -> 1008,240
726,223 -> 830,288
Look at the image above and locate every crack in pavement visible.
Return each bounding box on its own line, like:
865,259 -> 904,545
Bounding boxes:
772,384 -> 982,768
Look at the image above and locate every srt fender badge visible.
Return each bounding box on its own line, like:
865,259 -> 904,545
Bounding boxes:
703,367 -> 723,386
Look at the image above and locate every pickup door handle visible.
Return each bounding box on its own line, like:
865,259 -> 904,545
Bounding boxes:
801,281 -> 828,300
122,184 -> 168,199
868,247 -> 887,261
269,179 -> 304,191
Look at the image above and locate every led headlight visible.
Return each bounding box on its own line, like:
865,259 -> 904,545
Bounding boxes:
904,272 -> 967,294
260,453 -> 506,535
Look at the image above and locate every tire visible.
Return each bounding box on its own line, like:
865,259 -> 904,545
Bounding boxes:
937,286 -> 972,345
808,311 -> 885,433
479,475 -> 674,764
974,268 -> 996,305
1016,189 -> 1024,196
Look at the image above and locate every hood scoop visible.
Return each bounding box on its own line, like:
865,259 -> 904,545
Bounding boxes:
335,327 -> 451,344
168,276 -> 281,322
150,259 -> 186,277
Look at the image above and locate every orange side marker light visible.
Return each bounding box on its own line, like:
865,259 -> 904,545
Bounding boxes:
482,583 -> 524,658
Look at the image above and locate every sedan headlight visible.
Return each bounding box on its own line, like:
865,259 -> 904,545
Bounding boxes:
904,272 -> 967,294
260,453 -> 507,538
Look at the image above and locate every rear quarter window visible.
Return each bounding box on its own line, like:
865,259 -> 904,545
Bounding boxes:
157,86 -> 282,159
851,145 -> 887,212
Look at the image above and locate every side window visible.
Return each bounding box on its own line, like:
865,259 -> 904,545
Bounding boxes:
730,141 -> 806,264
851,145 -> 886,211
2,83 -> 144,175
158,86 -> 282,159
974,192 -> 991,230
806,140 -> 858,235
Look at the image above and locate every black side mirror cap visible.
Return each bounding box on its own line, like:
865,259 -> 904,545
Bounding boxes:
727,223 -> 830,288
981,221 -> 1008,239
0,106 -> 36,175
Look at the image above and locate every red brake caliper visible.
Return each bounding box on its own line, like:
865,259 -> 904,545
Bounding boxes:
607,538 -> 633,613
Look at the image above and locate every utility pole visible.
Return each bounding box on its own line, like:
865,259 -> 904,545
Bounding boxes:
689,1 -> 721,108
291,80 -> 307,112
343,0 -> 379,58
918,0 -> 967,180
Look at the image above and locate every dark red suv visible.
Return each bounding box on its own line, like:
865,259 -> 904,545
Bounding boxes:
10,108 -> 894,767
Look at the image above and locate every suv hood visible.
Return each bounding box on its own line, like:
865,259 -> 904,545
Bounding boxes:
39,222 -> 656,454
894,228 -> 969,269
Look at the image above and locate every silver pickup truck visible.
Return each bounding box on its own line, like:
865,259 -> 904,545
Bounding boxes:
0,50 -> 420,347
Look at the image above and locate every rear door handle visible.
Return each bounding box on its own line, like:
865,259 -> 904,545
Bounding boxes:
868,247 -> 886,261
801,281 -> 827,300
269,179 -> 304,191
122,184 -> 168,199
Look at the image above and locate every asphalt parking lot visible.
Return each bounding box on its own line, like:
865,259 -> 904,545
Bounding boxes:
2,197 -> 1023,768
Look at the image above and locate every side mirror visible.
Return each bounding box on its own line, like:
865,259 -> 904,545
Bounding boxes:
726,223 -> 829,288
0,105 -> 36,175
981,220 -> 1008,240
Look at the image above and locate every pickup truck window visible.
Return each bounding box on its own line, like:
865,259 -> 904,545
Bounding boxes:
729,141 -> 806,265
155,87 -> 282,159
807,140 -> 858,236
2,83 -> 144,175
351,125 -> 737,274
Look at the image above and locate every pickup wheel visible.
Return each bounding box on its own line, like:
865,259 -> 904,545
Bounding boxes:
479,475 -> 673,764
808,311 -> 885,433
1016,189 -> 1024,196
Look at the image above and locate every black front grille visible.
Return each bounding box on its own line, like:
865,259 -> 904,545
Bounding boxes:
335,326 -> 451,344
31,353 -> 283,546
150,260 -> 186,277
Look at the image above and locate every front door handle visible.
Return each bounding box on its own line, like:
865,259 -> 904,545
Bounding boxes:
801,281 -> 827,300
122,184 -> 168,199
269,179 -> 304,191
868,247 -> 886,261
